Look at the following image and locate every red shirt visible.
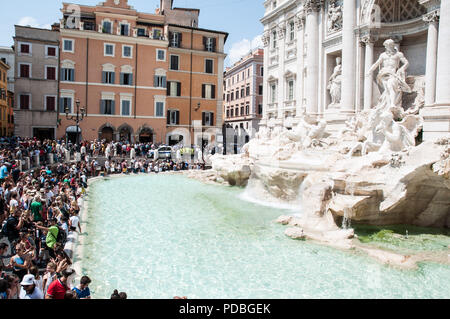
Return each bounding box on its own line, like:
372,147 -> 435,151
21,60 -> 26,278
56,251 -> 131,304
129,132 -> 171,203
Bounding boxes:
46,279 -> 69,299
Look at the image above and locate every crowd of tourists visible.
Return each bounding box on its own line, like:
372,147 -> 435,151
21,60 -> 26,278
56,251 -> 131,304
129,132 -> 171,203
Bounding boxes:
0,136 -> 208,299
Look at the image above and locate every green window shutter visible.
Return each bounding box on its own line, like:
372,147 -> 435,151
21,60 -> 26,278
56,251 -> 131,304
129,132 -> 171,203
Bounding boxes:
100,100 -> 105,114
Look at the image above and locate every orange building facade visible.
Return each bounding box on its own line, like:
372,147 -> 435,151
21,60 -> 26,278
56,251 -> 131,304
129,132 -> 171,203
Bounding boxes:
0,59 -> 12,137
57,0 -> 227,145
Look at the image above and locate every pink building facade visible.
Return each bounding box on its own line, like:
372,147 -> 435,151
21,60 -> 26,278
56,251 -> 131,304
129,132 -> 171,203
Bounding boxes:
223,48 -> 263,154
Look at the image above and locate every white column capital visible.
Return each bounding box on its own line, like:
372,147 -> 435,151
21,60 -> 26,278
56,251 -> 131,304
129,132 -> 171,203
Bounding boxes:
304,0 -> 324,14
262,31 -> 270,47
295,13 -> 306,30
423,10 -> 440,24
360,34 -> 377,45
277,23 -> 286,39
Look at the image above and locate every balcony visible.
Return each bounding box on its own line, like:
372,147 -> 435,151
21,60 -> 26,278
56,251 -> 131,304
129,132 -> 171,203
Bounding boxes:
283,100 -> 296,111
267,102 -> 278,112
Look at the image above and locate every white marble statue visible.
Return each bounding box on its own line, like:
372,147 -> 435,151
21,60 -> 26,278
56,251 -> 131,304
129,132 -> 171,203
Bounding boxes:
376,111 -> 416,153
368,39 -> 411,118
327,57 -> 342,107
303,120 -> 328,148
327,1 -> 342,32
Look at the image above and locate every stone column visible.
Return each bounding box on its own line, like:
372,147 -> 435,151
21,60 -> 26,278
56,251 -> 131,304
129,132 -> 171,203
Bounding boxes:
424,11 -> 439,106
436,1 -> 450,104
305,0 -> 321,115
362,35 -> 375,110
295,13 -> 306,117
341,0 -> 356,113
277,22 -> 286,120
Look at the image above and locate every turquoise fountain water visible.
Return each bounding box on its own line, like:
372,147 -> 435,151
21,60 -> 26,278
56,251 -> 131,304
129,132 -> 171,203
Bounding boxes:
76,174 -> 450,299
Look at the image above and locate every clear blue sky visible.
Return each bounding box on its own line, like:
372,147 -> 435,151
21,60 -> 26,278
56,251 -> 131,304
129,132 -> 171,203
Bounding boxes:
0,0 -> 265,68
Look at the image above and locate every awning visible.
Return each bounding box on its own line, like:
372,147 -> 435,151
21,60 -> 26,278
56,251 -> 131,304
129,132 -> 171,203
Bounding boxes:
66,126 -> 82,133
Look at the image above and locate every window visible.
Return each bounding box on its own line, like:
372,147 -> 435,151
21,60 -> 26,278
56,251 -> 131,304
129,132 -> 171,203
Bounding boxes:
155,102 -> 164,117
19,64 -> 31,78
120,24 -> 129,36
246,104 -> 249,115
258,104 -> 263,115
240,106 -> 244,116
246,86 -> 250,97
167,109 -> 180,125
153,29 -> 162,40
202,84 -> 216,99
19,94 -> 30,110
100,99 -> 115,115
45,96 -> 56,111
170,32 -> 182,48
272,31 -> 277,49
121,100 -> 131,116
205,59 -> 213,74
19,43 -> 31,55
137,28 -> 146,37
120,73 -> 133,86
46,66 -> 56,80
241,88 -> 245,97
203,37 -> 216,52
289,21 -> 295,42
271,84 -> 277,103
63,39 -> 74,53
170,55 -> 179,70
46,46 -> 57,57
102,71 -> 115,84
260,67 -> 264,76
59,97 -> 72,113
104,44 -> 115,57
236,90 -> 239,100
288,80 -> 294,101
154,75 -> 166,88
226,109 -> 229,118
230,109 -> 234,117
61,68 -> 75,82
122,45 -> 132,58
156,49 -> 166,61
102,21 -> 112,34
167,81 -> 181,97
202,112 -> 214,126
259,85 -> 263,95
231,92 -> 234,101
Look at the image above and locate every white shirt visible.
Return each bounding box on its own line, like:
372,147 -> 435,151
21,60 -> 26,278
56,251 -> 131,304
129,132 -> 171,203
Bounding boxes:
70,215 -> 80,230
19,286 -> 44,299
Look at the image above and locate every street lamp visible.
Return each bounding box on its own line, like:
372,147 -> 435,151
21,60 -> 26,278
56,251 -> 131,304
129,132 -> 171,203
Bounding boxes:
65,98 -> 86,149
196,102 -> 205,169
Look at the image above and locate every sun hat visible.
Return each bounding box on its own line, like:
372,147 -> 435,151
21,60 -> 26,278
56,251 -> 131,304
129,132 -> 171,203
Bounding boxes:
20,274 -> 36,286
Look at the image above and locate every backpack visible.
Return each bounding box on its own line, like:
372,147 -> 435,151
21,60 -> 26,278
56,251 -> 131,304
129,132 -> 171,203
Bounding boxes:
48,226 -> 67,246
56,226 -> 67,244
1,216 -> 16,238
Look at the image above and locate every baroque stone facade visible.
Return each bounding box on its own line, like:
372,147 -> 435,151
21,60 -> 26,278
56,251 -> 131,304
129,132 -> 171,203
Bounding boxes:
260,0 -> 450,141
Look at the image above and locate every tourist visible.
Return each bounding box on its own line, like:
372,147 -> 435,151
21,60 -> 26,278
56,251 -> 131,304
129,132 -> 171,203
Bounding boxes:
29,265 -> 44,292
111,289 -> 127,299
0,243 -> 9,273
10,243 -> 33,279
45,268 -> 75,299
6,274 -> 20,299
72,275 -> 92,299
42,262 -> 57,295
69,209 -> 81,233
19,274 -> 44,299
